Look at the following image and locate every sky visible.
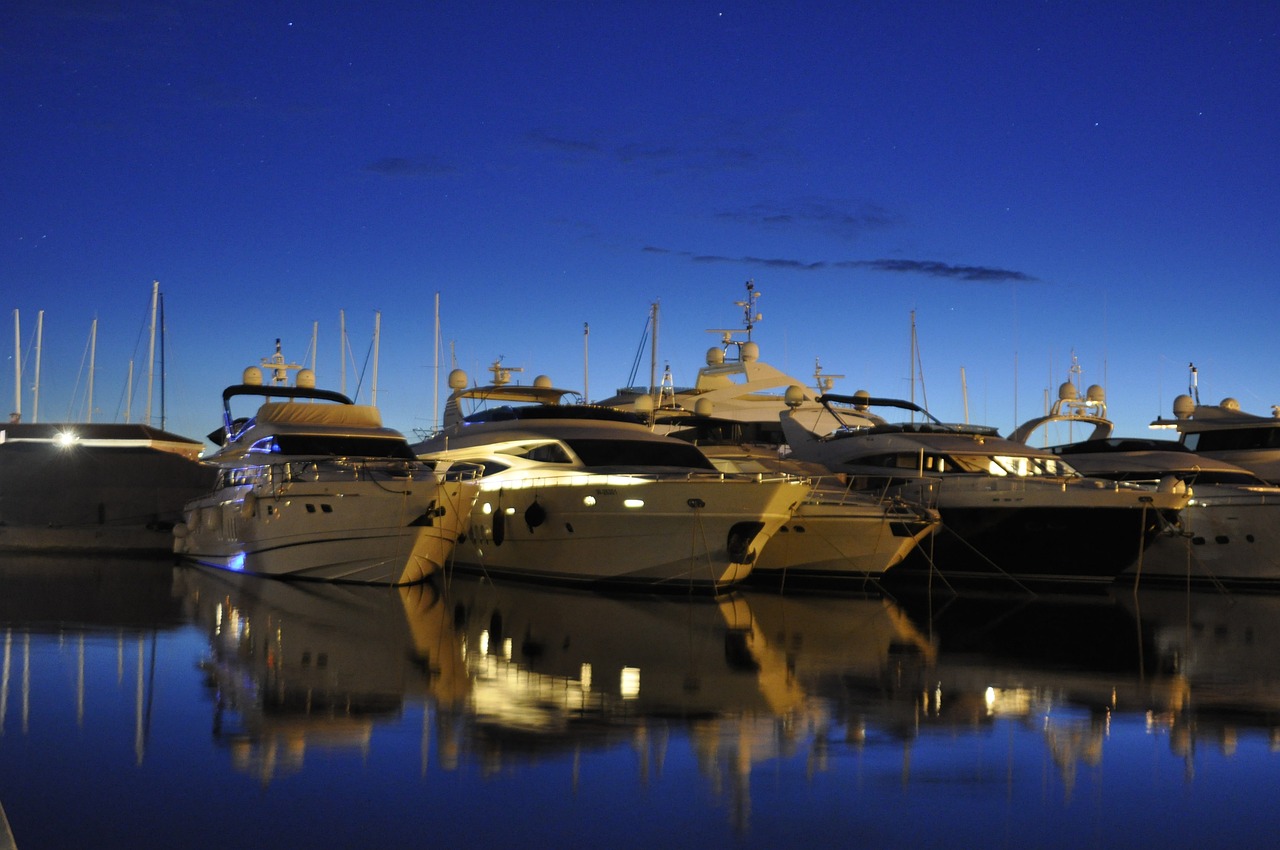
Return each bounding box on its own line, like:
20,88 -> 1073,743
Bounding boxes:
3,1 -> 1278,447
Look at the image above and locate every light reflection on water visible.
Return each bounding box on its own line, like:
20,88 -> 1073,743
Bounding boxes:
1,555 -> 1279,849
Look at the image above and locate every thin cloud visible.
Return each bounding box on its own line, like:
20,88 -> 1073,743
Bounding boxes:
842,259 -> 1037,282
645,246 -> 1037,282
528,131 -> 754,171
363,157 -> 457,177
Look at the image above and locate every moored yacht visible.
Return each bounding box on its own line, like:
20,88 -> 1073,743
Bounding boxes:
655,410 -> 940,590
779,392 -> 1190,589
413,366 -> 809,593
174,346 -> 479,585
1012,379 -> 1280,590
1151,394 -> 1280,485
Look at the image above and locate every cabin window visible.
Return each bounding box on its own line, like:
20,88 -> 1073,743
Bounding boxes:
565,438 -> 716,470
268,435 -> 416,459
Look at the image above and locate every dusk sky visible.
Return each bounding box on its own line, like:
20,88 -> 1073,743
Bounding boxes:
4,2 -> 1278,446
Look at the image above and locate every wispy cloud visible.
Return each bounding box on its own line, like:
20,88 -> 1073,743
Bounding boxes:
644,246 -> 1037,282
363,156 -> 457,177
527,130 -> 754,171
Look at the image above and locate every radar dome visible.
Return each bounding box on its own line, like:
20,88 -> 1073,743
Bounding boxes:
784,385 -> 805,408
1221,397 -> 1240,411
694,398 -> 714,417
533,375 -> 552,389
448,369 -> 468,390
852,389 -> 871,411
1057,381 -> 1078,401
740,341 -> 759,363
1172,394 -> 1195,419
1086,384 -> 1105,403
242,366 -> 264,386
296,369 -> 316,389
706,347 -> 725,366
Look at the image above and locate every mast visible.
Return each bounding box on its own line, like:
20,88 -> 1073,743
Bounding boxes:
311,321 -> 319,374
432,293 -> 440,429
32,310 -> 43,423
145,280 -> 158,426
648,301 -> 659,401
371,310 -> 381,406
583,322 -> 590,402
12,309 -> 20,422
340,310 -> 347,396
159,290 -> 166,431
87,318 -> 97,423
125,360 -> 133,423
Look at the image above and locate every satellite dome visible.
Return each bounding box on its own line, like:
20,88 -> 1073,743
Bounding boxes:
1221,397 -> 1240,411
706,347 -> 725,366
448,369 -> 468,390
740,341 -> 760,363
243,366 -> 264,386
533,375 -> 552,389
1085,384 -> 1105,403
634,395 -> 654,414
852,389 -> 871,411
1057,381 -> 1078,401
1172,394 -> 1195,419
784,385 -> 805,408
694,397 -> 714,417
296,368 -> 316,389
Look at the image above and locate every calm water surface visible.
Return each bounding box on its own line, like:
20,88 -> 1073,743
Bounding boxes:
1,556 -> 1278,849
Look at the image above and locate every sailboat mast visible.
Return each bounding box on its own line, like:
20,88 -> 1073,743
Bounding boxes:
12,309 -> 20,422
311,321 -> 319,373
33,310 -> 43,424
88,317 -> 97,423
371,310 -> 380,406
145,280 -> 158,426
432,293 -> 440,429
159,290 -> 166,431
340,310 -> 347,396
583,322 -> 590,402
648,301 -> 659,401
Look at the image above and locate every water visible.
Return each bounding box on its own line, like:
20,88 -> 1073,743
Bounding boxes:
1,556 -> 1277,850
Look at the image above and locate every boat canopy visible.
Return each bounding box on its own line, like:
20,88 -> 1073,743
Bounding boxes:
256,401 -> 382,429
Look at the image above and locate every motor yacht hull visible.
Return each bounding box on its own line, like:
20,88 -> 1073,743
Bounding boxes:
886,481 -> 1185,590
1119,491 -> 1280,589
174,475 -> 478,586
452,473 -> 807,592
747,498 -> 939,590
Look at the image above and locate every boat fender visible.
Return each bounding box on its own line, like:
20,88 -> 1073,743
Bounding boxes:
241,492 -> 258,519
524,499 -> 547,532
492,510 -> 506,546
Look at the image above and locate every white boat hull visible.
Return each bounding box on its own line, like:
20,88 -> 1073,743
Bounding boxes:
1122,490 -> 1280,588
452,473 -> 808,591
174,475 -> 477,585
750,498 -> 938,586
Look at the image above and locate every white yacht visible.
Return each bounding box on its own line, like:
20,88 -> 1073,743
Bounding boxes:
174,351 -> 479,585
779,392 -> 1190,589
1012,380 -> 1280,590
595,280 -> 845,442
1151,394 -> 1280,485
654,412 -> 940,590
413,366 -> 809,593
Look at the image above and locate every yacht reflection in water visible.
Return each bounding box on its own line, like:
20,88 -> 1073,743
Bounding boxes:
177,559 -> 1280,818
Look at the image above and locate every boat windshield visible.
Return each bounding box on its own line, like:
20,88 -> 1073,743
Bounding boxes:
1185,427 -> 1280,452
250,434 -> 417,460
943,453 -> 1075,476
857,451 -> 1074,477
564,438 -> 717,471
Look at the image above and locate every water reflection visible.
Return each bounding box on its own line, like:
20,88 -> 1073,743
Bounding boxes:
4,556 -> 1280,847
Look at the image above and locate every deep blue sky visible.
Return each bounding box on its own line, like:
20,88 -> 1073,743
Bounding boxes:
4,1 -> 1278,444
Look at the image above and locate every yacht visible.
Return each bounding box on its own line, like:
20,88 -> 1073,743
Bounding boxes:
174,350 -> 479,585
778,392 -> 1190,589
595,280 -> 846,442
1012,379 -> 1280,590
412,365 -> 809,593
1151,394 -> 1280,484
655,411 -> 940,590
0,420 -> 216,554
